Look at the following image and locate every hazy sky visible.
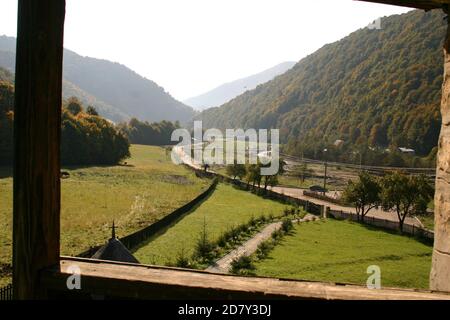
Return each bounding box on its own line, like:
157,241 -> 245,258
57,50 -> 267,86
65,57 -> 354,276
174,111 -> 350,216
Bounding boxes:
0,0 -> 411,101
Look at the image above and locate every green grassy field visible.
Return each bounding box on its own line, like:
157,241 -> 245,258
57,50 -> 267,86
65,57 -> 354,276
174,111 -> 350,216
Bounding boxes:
133,183 -> 288,265
0,144 -> 209,286
253,219 -> 432,289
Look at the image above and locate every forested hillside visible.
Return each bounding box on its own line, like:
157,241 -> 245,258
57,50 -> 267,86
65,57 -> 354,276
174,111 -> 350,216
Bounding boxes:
196,10 -> 445,166
0,81 -> 130,166
0,36 -> 195,123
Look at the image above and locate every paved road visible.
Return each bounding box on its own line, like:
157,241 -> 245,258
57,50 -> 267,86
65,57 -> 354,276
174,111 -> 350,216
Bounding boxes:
270,186 -> 423,227
206,214 -> 318,274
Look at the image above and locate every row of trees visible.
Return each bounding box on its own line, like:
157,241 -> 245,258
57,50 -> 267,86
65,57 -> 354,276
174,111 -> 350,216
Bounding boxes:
0,89 -> 131,166
343,171 -> 434,232
226,159 -> 285,190
118,118 -> 180,146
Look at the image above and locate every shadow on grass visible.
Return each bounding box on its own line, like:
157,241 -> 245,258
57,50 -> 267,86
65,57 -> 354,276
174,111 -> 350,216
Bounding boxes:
62,163 -> 132,171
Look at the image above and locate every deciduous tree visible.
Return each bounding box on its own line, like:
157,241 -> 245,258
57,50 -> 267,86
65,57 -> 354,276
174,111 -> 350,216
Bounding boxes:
380,171 -> 434,232
343,171 -> 381,222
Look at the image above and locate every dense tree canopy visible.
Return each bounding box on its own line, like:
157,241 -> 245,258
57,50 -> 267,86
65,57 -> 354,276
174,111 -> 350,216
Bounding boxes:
380,171 -> 434,232
119,118 -> 181,146
0,80 -> 14,165
61,98 -> 130,165
0,88 -> 130,166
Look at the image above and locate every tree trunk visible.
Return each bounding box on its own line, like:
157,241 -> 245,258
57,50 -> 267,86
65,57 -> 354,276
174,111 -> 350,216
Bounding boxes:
399,219 -> 404,234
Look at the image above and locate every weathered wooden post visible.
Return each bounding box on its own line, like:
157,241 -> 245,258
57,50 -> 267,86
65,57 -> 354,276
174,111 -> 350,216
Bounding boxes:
13,0 -> 66,299
431,4 -> 450,292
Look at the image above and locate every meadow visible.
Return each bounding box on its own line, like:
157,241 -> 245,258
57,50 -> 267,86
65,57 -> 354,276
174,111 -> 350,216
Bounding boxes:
0,144 -> 209,286
253,219 -> 432,289
133,183 -> 288,266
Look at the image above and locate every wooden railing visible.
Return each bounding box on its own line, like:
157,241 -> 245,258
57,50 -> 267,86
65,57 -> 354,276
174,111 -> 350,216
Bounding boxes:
0,284 -> 12,301
40,257 -> 450,300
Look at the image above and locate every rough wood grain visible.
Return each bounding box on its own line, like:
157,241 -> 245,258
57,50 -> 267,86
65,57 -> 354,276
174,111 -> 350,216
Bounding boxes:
430,9 -> 450,292
41,258 -> 450,300
13,0 -> 66,299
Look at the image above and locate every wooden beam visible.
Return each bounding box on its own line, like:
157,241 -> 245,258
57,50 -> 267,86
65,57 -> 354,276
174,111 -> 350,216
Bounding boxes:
13,0 -> 66,299
430,6 -> 450,292
41,258 -> 450,300
355,0 -> 449,10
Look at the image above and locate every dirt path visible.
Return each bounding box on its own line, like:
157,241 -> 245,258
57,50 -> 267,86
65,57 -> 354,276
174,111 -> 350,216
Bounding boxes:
206,214 -> 318,274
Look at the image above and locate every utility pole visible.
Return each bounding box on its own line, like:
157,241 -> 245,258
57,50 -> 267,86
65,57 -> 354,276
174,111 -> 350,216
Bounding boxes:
323,149 -> 328,195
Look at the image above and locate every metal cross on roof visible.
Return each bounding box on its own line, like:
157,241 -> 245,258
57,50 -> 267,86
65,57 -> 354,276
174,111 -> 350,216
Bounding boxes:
109,220 -> 119,239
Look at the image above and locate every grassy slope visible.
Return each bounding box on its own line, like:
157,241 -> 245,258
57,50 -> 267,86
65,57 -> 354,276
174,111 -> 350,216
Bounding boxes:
254,219 -> 432,289
0,144 -> 209,286
133,183 -> 288,265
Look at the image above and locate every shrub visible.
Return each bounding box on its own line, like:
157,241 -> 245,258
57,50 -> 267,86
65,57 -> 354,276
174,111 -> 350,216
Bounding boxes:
193,222 -> 215,262
217,233 -> 228,248
281,218 -> 294,233
259,215 -> 267,224
271,229 -> 283,240
238,223 -> 249,234
175,248 -> 191,268
229,226 -> 240,243
249,215 -> 258,227
230,255 -> 255,274
256,241 -> 273,260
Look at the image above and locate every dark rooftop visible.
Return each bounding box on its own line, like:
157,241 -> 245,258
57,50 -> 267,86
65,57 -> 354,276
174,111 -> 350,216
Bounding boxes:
356,0 -> 449,10
91,238 -> 140,264
91,221 -> 139,264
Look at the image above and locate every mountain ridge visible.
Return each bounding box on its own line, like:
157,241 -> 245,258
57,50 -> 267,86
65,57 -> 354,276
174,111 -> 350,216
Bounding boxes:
184,61 -> 296,110
0,35 -> 195,123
